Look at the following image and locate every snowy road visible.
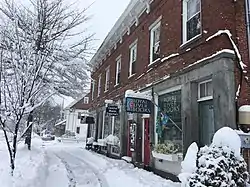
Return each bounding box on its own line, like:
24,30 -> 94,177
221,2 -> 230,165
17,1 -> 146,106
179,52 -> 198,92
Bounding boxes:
43,142 -> 180,187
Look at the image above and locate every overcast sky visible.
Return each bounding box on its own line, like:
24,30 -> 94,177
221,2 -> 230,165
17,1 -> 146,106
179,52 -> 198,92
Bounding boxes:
60,0 -> 131,107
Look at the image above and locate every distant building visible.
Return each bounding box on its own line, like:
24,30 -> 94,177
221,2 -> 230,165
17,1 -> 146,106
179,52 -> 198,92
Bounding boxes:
62,93 -> 91,137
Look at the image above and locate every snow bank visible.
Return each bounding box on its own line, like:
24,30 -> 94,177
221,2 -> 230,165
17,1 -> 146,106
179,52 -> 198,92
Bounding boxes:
212,127 -> 241,157
0,136 -> 47,187
125,90 -> 152,100
178,142 -> 198,187
105,134 -> 120,145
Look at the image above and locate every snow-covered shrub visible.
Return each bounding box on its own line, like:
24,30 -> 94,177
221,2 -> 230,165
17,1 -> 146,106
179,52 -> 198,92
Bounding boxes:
179,127 -> 249,187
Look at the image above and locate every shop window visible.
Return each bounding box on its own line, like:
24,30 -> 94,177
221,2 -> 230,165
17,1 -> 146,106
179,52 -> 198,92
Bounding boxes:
198,80 -> 213,101
157,90 -> 183,155
76,127 -> 80,134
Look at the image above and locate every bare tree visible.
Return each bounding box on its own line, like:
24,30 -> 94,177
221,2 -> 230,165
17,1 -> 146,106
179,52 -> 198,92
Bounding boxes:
0,0 -> 93,172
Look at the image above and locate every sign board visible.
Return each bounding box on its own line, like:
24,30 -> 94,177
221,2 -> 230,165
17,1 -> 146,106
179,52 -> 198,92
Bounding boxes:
125,97 -> 153,114
106,104 -> 119,116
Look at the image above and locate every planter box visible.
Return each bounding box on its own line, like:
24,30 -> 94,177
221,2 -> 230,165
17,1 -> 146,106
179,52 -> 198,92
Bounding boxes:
152,151 -> 179,162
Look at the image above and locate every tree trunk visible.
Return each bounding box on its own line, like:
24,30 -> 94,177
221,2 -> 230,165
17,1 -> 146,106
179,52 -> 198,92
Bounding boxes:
25,112 -> 33,150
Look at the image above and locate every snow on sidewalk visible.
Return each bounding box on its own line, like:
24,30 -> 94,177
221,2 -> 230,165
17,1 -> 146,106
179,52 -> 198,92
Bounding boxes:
54,146 -> 180,187
0,137 -> 48,187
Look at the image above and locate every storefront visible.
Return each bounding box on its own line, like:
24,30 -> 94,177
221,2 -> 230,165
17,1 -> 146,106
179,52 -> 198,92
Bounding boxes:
149,53 -> 237,176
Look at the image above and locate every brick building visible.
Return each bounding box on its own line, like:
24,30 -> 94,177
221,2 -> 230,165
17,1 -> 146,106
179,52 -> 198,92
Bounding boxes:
89,0 -> 250,177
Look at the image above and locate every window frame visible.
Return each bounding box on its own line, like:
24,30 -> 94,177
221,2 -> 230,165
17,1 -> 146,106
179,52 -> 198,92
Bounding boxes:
104,66 -> 110,92
129,40 -> 138,77
115,55 -> 122,85
76,127 -> 80,134
198,79 -> 213,102
149,17 -> 161,64
91,80 -> 95,100
182,0 -> 202,43
97,74 -> 101,97
84,97 -> 89,104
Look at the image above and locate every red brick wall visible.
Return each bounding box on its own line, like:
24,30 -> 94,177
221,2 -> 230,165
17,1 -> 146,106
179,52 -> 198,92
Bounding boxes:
90,0 -> 250,109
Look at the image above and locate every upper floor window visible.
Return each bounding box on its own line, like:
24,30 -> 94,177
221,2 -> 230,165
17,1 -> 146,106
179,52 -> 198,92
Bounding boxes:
183,0 -> 201,42
115,56 -> 121,85
129,40 -> 137,77
97,74 -> 101,97
149,19 -> 161,64
105,67 -> 110,92
91,80 -> 95,100
84,97 -> 89,104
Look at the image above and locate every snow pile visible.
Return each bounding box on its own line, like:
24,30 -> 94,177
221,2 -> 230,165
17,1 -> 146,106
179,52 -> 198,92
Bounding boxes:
98,138 -> 107,146
0,136 -> 47,187
179,127 -> 249,187
125,90 -> 152,100
105,134 -> 120,145
87,137 -> 94,144
161,53 -> 179,62
178,142 -> 198,187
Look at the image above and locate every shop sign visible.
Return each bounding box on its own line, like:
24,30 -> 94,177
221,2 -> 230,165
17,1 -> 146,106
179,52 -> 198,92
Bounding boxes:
125,97 -> 153,114
106,104 -> 119,116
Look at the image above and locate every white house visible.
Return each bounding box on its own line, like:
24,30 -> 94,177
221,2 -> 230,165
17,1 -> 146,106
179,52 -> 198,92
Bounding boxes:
63,94 -> 90,138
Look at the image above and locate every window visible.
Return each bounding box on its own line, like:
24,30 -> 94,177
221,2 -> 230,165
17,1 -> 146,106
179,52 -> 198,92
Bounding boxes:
78,112 -> 81,119
115,57 -> 121,85
183,0 -> 201,42
149,20 -> 161,64
97,74 -> 101,97
129,41 -> 137,76
105,67 -> 110,92
157,90 -> 183,156
198,80 -> 213,101
91,80 -> 95,100
84,97 -> 89,104
76,127 -> 80,134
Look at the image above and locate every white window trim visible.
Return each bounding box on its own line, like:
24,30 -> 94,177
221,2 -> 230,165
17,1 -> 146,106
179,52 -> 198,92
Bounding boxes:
105,66 -> 110,92
115,56 -> 122,86
182,0 -> 201,43
91,80 -> 95,100
198,79 -> 213,102
149,18 -> 161,64
97,74 -> 101,97
129,40 -> 137,77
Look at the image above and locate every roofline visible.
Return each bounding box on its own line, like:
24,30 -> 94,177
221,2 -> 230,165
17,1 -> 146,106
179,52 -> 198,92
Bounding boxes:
89,0 -> 153,70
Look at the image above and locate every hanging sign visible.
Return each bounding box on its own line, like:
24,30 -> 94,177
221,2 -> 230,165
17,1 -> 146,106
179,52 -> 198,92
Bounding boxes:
106,104 -> 119,116
125,97 -> 153,114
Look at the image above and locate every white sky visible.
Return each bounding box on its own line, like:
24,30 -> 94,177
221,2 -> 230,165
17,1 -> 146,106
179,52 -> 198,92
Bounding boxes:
60,0 -> 131,107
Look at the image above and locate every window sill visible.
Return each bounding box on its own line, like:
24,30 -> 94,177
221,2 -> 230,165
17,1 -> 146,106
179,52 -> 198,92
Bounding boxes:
148,58 -> 161,67
197,96 -> 213,102
128,73 -> 136,79
104,90 -> 109,93
114,84 -> 119,88
180,34 -> 202,49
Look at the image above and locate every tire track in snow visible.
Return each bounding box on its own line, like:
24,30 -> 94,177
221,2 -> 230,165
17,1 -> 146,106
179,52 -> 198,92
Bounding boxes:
55,154 -> 77,187
61,151 -> 110,187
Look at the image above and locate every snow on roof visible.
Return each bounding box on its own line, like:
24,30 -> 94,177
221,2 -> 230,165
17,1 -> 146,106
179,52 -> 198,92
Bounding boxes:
206,30 -> 247,70
125,89 -> 152,100
89,0 -> 153,69
239,105 -> 250,112
55,119 -> 66,126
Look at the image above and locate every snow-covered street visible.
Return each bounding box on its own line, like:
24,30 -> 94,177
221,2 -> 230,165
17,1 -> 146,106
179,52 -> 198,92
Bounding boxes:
44,141 -> 180,187
0,136 -> 180,187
